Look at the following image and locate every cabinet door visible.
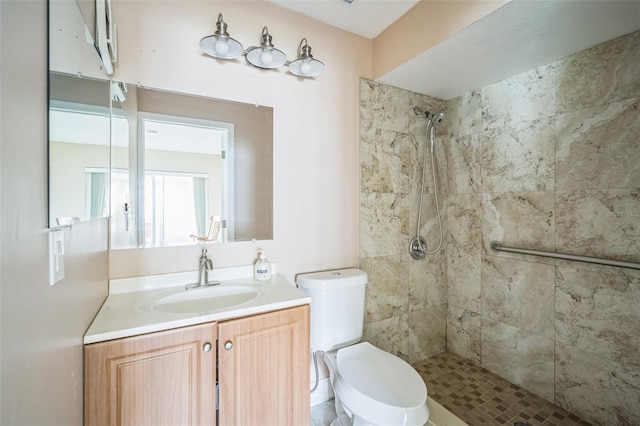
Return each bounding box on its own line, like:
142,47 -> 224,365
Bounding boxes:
85,323 -> 217,426
218,305 -> 310,426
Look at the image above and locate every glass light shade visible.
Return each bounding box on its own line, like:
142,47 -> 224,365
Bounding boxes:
246,47 -> 287,69
245,27 -> 286,69
289,58 -> 324,77
199,13 -> 244,59
288,39 -> 324,77
200,35 -> 244,59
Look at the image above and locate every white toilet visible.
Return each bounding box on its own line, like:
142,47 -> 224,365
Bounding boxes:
297,269 -> 429,426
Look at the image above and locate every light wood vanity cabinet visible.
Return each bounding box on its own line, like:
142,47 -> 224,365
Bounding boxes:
84,322 -> 217,426
218,305 -> 310,425
84,305 -> 310,426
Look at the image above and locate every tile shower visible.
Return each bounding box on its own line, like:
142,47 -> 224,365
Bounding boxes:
359,30 -> 639,425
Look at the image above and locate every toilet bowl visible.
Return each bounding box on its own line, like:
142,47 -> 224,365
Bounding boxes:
296,269 -> 430,426
324,342 -> 429,426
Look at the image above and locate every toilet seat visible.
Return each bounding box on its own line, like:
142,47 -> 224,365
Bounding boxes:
325,342 -> 429,426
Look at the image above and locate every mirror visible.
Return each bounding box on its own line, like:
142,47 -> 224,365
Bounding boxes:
110,85 -> 273,249
48,0 -> 112,226
49,72 -> 111,226
49,0 -> 274,243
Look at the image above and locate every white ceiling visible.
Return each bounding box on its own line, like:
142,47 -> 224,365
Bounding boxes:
269,0 -> 640,100
268,0 -> 421,39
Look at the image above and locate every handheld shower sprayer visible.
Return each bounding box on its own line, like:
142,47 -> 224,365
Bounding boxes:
430,112 -> 445,128
410,108 -> 446,259
413,107 -> 444,124
428,112 -> 445,152
414,108 -> 445,150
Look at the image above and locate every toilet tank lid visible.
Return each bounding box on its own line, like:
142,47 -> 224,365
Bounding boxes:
296,268 -> 367,289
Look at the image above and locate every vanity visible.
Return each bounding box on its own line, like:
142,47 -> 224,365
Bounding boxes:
83,265 -> 311,426
52,2 -> 307,423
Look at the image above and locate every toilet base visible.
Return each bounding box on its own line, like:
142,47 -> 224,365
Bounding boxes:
331,399 -> 412,426
330,398 -> 377,426
330,388 -> 354,426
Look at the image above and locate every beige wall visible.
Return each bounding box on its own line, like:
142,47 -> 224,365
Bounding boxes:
108,0 -> 371,281
0,1 -> 109,425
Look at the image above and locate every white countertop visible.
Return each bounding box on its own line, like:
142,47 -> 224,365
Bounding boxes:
84,264 -> 310,344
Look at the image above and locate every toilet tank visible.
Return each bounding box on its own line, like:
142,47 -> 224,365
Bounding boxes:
296,269 -> 367,352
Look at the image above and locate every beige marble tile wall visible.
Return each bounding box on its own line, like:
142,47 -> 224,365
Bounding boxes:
359,79 -> 448,363
444,30 -> 640,425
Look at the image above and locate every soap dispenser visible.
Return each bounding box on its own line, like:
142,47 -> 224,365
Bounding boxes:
254,250 -> 272,280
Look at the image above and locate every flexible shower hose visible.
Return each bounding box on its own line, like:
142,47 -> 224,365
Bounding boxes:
414,122 -> 444,254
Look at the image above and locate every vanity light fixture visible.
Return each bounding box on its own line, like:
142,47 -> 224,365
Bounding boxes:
200,13 -> 324,77
199,13 -> 245,59
245,27 -> 287,69
288,38 -> 324,77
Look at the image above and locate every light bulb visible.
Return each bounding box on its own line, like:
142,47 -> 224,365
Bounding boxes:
260,50 -> 274,65
300,60 -> 312,75
215,39 -> 229,55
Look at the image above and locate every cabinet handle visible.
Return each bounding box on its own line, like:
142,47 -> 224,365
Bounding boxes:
224,341 -> 233,350
203,342 -> 212,353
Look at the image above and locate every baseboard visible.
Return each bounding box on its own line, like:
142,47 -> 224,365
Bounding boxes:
310,377 -> 334,406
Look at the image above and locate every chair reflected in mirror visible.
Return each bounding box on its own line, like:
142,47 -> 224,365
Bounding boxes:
190,215 -> 221,243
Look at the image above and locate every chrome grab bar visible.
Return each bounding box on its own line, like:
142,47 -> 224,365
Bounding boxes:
490,241 -> 640,271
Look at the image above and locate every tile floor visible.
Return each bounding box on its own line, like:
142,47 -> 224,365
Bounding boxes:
311,351 -> 594,426
412,351 -> 593,426
310,399 -> 338,426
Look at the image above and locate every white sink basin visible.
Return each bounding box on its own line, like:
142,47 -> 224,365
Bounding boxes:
142,282 -> 267,314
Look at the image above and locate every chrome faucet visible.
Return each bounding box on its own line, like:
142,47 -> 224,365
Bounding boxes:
199,249 -> 214,286
187,249 -> 218,289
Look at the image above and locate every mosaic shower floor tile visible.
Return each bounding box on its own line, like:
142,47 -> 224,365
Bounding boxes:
411,351 -> 593,426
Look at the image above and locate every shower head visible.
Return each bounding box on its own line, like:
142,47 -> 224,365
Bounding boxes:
430,112 -> 445,128
428,112 -> 445,154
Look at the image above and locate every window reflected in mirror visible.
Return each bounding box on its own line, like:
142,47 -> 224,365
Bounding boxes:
110,86 -> 273,249
111,112 -> 231,248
